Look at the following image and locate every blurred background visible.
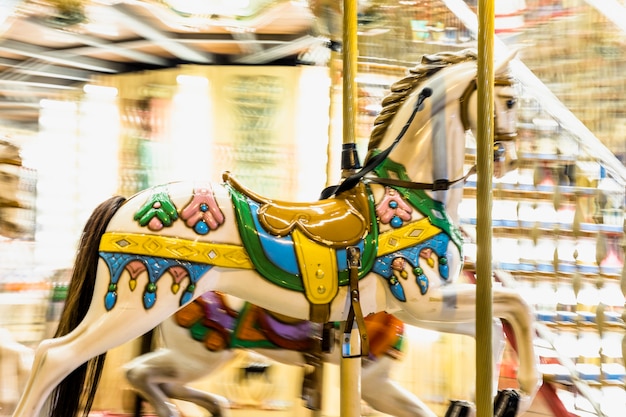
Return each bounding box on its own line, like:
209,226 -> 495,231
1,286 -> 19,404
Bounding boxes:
0,1 -> 626,417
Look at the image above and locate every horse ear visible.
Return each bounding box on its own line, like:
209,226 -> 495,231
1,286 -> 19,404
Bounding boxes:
494,47 -> 520,75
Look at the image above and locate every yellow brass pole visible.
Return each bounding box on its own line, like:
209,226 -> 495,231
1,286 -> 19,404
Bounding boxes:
476,2 -> 495,417
342,0 -> 357,151
340,0 -> 361,417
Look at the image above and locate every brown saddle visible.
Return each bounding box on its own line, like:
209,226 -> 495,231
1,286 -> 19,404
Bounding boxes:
223,171 -> 371,248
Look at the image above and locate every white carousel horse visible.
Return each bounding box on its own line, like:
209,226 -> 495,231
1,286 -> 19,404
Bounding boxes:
124,304 -> 417,417
11,48 -> 541,417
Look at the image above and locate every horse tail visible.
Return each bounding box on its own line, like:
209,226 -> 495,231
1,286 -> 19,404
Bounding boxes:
49,195 -> 127,417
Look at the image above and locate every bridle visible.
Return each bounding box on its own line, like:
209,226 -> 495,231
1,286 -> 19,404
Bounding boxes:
321,79 -> 519,198
459,77 -> 518,143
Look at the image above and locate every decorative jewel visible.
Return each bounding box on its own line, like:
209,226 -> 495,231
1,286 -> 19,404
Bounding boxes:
413,267 -> 429,295
134,186 -> 178,231
390,216 -> 403,228
144,292 -> 156,309
439,256 -> 449,280
181,186 -> 225,235
420,248 -> 435,267
387,276 -> 406,302
105,284 -> 118,310
376,187 -> 413,226
391,257 -> 408,279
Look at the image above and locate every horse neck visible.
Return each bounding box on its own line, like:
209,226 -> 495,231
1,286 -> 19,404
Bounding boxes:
378,97 -> 467,223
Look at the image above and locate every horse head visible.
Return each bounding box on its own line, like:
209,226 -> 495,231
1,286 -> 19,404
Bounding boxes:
366,49 -> 519,209
362,49 -> 521,317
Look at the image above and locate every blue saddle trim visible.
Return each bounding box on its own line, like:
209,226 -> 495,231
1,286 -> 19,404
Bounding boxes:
249,200 -> 366,277
372,233 -> 450,301
228,184 -> 378,292
100,252 -> 213,310
249,200 -> 299,275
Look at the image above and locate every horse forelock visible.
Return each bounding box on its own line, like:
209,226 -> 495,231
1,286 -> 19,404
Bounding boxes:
367,49 -> 479,154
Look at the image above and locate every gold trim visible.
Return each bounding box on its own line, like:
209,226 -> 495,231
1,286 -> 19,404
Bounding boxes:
377,217 -> 443,256
292,229 -> 338,305
99,232 -> 254,269
100,218 -> 442,279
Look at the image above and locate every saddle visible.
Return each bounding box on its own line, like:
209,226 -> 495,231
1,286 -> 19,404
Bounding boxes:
223,171 -> 370,248
223,171 -> 375,323
175,292 -> 320,352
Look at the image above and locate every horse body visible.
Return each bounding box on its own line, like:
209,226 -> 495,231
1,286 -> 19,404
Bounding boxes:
12,49 -> 541,417
124,308 -> 437,417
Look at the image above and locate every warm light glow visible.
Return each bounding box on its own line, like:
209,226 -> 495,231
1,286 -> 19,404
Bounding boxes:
176,74 -> 210,88
39,99 -> 77,111
166,0 -> 253,16
83,84 -> 119,98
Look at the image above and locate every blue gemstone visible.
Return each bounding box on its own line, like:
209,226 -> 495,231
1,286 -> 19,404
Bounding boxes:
389,200 -> 398,208
417,275 -> 429,295
195,220 -> 209,235
200,203 -> 208,212
180,291 -> 193,306
144,292 -> 156,309
105,292 -> 117,310
439,263 -> 449,280
389,280 -> 406,302
390,216 -> 403,228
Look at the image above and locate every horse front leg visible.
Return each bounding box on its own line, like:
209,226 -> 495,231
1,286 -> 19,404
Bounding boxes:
491,286 -> 542,414
400,283 -> 541,415
437,284 -> 542,414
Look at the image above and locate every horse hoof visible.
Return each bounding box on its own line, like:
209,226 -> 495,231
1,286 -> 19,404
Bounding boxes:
444,400 -> 475,417
494,389 -> 520,417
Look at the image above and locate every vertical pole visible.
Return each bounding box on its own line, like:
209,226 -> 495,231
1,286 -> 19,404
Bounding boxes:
476,2 -> 495,417
340,0 -> 361,417
342,0 -> 358,176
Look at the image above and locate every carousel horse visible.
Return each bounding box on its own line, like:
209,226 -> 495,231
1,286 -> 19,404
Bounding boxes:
124,304 -> 413,417
123,295 -> 511,417
11,48 -> 541,417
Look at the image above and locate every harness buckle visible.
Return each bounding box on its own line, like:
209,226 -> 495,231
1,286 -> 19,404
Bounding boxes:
432,179 -> 450,191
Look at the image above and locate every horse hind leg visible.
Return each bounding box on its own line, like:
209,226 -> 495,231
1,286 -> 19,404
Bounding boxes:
125,352 -> 182,417
125,348 -> 234,417
161,384 -> 232,417
11,331 -> 103,417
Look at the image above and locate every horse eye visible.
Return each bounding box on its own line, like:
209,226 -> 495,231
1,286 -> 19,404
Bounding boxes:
506,99 -> 517,109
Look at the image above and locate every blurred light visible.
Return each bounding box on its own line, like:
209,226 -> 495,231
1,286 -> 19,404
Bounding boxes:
176,74 -> 209,88
83,84 -> 118,98
166,0 -> 253,16
39,99 -> 77,111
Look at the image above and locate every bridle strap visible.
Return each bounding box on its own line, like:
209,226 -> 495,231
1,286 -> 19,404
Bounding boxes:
320,87 -> 432,199
460,76 -> 518,142
366,165 -> 476,191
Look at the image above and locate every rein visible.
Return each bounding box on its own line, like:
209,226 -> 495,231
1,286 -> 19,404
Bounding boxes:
320,87 -> 432,199
365,165 -> 476,191
321,74 -> 516,199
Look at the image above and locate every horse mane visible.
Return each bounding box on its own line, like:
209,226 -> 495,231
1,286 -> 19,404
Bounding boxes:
50,195 -> 127,417
368,49 -> 478,152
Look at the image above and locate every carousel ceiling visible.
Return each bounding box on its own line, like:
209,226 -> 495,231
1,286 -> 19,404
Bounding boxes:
0,0 -> 326,127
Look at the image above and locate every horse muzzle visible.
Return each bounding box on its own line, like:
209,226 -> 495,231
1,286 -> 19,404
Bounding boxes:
493,139 -> 518,179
